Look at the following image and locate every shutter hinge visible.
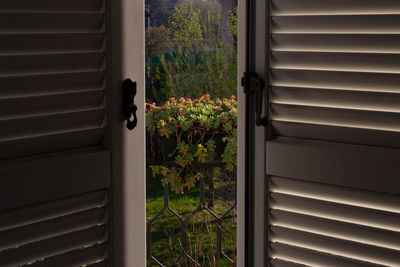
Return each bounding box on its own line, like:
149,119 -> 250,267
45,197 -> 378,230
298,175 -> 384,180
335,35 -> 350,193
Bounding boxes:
241,72 -> 268,127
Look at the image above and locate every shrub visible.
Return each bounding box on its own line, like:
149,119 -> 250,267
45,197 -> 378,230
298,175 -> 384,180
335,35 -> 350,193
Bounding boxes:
146,25 -> 171,69
146,95 -> 237,193
147,4 -> 238,105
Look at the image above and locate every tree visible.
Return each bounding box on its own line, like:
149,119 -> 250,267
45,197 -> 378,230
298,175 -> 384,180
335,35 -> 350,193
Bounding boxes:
146,26 -> 171,64
150,6 -> 237,102
192,0 -> 222,40
227,7 -> 238,47
169,1 -> 202,49
145,25 -> 170,78
148,55 -> 175,104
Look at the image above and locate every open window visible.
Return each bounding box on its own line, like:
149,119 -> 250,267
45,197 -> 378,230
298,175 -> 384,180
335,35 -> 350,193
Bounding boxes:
4,0 -> 398,266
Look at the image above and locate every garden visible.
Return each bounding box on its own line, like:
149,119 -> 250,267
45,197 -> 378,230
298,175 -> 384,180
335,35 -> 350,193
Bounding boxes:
145,0 -> 237,266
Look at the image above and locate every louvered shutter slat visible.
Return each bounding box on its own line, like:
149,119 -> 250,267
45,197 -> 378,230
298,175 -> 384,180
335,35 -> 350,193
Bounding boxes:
272,69 -> 400,92
269,177 -> 400,266
0,0 -> 106,160
271,86 -> 400,111
0,72 -> 106,150
272,52 -> 400,74
0,52 -> 104,75
270,242 -> 380,267
0,33 -> 104,54
88,260 -> 108,267
272,34 -> 400,54
270,176 -> 400,212
0,13 -> 104,33
28,243 -> 107,267
0,71 -> 105,97
271,226 -> 400,266
0,129 -> 104,160
270,2 -> 400,147
0,190 -> 106,231
0,190 -> 108,266
269,258 -> 304,267
0,225 -> 106,266
1,0 -> 103,12
272,103 -> 400,131
0,91 -> 105,118
272,0 -> 400,15
0,109 -> 105,140
271,121 -> 400,149
271,193 -> 400,232
0,207 -> 107,251
273,15 -> 400,34
271,210 -> 400,251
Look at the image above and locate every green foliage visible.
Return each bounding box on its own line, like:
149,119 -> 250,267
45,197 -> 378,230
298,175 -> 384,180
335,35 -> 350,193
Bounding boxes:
146,4 -> 238,105
227,7 -> 238,46
195,0 -> 222,40
150,41 -> 237,103
169,1 -> 203,48
146,26 -> 171,56
201,42 -> 237,97
146,95 -> 237,193
149,55 -> 175,104
146,170 -> 237,266
146,26 -> 171,74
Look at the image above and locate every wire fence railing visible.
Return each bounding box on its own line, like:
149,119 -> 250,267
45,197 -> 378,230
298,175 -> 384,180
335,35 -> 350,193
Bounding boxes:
146,168 -> 237,267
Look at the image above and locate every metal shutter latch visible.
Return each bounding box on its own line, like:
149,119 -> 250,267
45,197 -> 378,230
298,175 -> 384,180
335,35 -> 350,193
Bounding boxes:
241,72 -> 268,127
122,78 -> 138,130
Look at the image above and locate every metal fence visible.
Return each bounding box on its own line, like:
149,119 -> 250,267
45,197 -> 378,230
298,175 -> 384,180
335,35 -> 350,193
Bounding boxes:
146,168 -> 237,266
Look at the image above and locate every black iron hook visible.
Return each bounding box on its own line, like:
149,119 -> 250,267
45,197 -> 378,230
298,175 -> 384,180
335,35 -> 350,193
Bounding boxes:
122,78 -> 138,130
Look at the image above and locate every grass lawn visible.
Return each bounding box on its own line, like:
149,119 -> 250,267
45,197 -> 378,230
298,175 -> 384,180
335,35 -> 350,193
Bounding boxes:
146,168 -> 237,267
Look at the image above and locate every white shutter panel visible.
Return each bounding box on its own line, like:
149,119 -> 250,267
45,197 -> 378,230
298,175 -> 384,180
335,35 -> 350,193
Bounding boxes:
266,0 -> 400,266
0,190 -> 108,266
0,0 -> 106,160
0,1 -> 109,203
269,177 -> 400,267
270,0 -> 400,147
0,0 -> 111,265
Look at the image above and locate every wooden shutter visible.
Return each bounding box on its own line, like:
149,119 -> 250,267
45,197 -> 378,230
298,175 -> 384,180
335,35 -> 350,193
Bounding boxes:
0,0 -> 110,265
270,0 -> 400,148
0,190 -> 108,266
269,176 -> 400,266
0,0 -> 106,160
265,0 -> 400,265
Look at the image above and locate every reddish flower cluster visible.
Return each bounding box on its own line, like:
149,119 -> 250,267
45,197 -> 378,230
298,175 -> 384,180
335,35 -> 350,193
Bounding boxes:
146,95 -> 237,193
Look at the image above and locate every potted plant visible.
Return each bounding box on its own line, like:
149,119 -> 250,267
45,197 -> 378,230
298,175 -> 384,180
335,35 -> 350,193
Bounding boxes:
146,95 -> 237,194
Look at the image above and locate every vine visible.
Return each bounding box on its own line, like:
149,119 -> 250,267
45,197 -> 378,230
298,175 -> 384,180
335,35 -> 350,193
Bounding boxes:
146,95 -> 237,193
